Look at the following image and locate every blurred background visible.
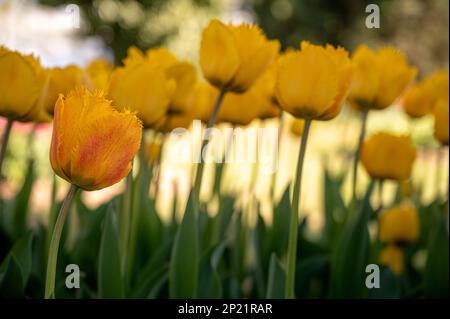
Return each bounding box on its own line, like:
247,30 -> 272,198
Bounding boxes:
0,0 -> 448,234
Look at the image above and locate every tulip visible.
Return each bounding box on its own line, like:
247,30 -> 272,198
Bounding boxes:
379,202 -> 420,244
348,46 -> 416,200
42,65 -> 88,115
361,132 -> 416,181
153,60 -> 198,132
402,84 -> 434,118
199,19 -> 280,93
379,245 -> 405,276
0,47 -> 49,178
348,46 -> 417,111
275,41 -> 352,298
46,87 -> 142,298
422,69 -> 449,106
86,58 -> 113,92
290,118 -> 305,137
433,99 -> 449,146
108,46 -> 176,128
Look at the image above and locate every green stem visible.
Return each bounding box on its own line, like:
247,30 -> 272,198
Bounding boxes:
45,184 -> 78,299
352,109 -> 369,202
120,172 -> 133,275
193,88 -> 226,206
285,118 -> 312,299
0,119 -> 13,182
378,179 -> 384,212
270,113 -> 284,200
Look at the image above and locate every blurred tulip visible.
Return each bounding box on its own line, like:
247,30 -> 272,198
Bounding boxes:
379,245 -> 404,275
42,65 -> 88,115
145,138 -> 163,165
275,42 -> 353,121
187,81 -> 219,123
50,87 -> 142,191
348,46 -> 417,110
361,132 -> 416,181
290,118 -> 305,137
0,46 -> 47,122
402,83 -> 434,118
423,69 -> 449,105
200,19 -> 280,93
433,99 -> 449,146
86,58 -> 113,92
379,202 -> 420,244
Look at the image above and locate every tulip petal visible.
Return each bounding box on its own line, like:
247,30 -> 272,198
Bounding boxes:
200,19 -> 240,89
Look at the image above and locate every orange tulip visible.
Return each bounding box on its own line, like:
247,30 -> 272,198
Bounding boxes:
50,87 -> 142,191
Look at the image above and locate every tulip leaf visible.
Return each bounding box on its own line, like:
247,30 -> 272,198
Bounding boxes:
266,253 -> 286,299
329,181 -> 374,298
98,206 -> 123,298
271,186 -> 291,258
198,242 -> 227,298
0,231 -> 33,297
254,212 -> 269,298
169,191 -> 199,298
296,254 -> 329,298
367,266 -> 400,299
424,212 -> 449,298
0,257 -> 23,298
322,168 -> 346,247
11,160 -> 35,239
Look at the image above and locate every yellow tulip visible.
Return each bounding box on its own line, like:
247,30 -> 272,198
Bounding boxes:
348,45 -> 417,110
199,19 -> 280,93
43,65 -> 88,115
423,69 -> 449,105
379,202 -> 420,244
217,89 -> 262,126
275,42 -> 353,120
251,64 -> 281,120
433,99 -> 449,146
187,81 -> 219,123
145,138 -> 163,165
290,118 -> 305,137
402,83 -> 434,118
379,245 -> 404,275
361,132 -> 416,181
50,87 -> 142,191
0,47 -> 47,122
86,58 -> 113,92
108,47 -> 176,128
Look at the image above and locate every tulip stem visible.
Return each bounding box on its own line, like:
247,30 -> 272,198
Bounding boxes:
120,172 -> 133,275
193,88 -> 226,206
45,184 -> 78,299
285,118 -> 312,299
0,119 -> 13,182
378,179 -> 384,212
270,113 -> 284,200
352,109 -> 369,202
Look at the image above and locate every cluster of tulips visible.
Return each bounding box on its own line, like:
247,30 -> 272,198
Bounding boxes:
0,19 -> 448,299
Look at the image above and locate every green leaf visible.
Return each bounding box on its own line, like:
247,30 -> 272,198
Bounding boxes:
11,160 -> 35,239
198,242 -> 226,298
271,186 -> 291,258
0,231 -> 33,296
368,266 -> 400,299
169,191 -> 199,298
296,254 -> 329,298
0,257 -> 23,298
424,213 -> 449,298
329,181 -> 375,298
322,168 -> 346,247
132,266 -> 168,298
98,205 -> 123,298
266,253 -> 286,299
